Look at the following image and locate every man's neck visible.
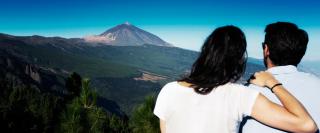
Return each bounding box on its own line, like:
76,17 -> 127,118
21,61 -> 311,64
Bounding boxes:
267,63 -> 276,69
265,58 -> 276,69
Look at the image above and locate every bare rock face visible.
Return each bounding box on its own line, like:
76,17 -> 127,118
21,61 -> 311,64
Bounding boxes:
25,65 -> 41,83
0,50 -> 65,93
134,71 -> 168,82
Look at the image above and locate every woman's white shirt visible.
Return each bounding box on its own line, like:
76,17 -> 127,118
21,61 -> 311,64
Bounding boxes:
154,81 -> 259,133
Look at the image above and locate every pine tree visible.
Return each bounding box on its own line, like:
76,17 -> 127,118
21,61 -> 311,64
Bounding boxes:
59,78 -> 109,133
65,72 -> 82,99
130,95 -> 160,133
80,78 -> 97,109
59,98 -> 84,133
0,81 -> 63,132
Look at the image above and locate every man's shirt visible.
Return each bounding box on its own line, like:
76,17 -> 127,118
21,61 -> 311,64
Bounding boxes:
243,65 -> 320,133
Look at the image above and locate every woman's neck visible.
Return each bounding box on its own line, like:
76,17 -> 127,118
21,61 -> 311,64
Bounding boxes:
177,81 -> 193,88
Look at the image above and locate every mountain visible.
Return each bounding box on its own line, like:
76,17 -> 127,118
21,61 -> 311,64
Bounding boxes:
0,24 -> 265,115
84,22 -> 172,46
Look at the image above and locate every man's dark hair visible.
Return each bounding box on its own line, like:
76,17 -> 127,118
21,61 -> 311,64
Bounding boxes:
264,22 -> 308,66
179,26 -> 247,94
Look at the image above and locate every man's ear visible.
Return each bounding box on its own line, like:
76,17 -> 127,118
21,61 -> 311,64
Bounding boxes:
264,45 -> 270,57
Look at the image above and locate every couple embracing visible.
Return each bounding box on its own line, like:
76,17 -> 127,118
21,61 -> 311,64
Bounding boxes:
154,22 -> 319,133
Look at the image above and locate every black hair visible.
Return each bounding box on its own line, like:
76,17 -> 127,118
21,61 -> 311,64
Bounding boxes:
179,26 -> 247,95
264,22 -> 308,66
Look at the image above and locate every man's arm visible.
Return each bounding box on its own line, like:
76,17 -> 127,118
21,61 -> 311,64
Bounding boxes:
250,72 -> 318,133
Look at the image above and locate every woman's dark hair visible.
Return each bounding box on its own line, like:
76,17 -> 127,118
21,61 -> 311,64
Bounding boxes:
264,22 -> 308,66
179,26 -> 247,95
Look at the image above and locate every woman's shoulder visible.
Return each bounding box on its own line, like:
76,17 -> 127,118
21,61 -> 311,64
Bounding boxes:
160,81 -> 192,94
160,82 -> 258,96
162,81 -> 179,89
159,81 -> 178,92
221,83 -> 258,94
219,82 -> 245,89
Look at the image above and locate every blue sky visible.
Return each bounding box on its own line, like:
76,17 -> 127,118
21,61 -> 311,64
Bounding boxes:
1,0 -> 320,60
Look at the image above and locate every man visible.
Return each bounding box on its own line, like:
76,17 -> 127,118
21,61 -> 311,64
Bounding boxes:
242,22 -> 320,133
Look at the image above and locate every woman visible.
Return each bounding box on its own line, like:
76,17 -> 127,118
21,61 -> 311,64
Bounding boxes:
153,26 -> 317,133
